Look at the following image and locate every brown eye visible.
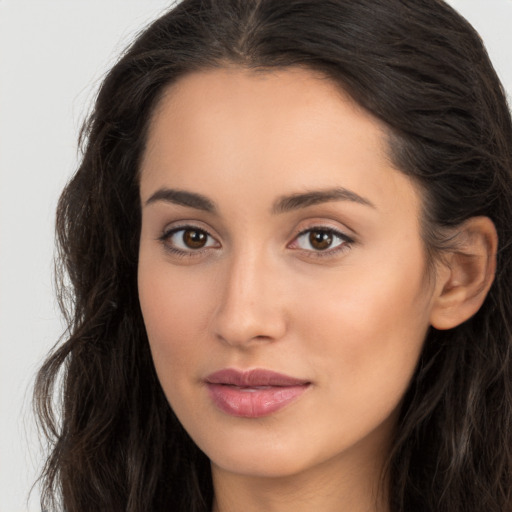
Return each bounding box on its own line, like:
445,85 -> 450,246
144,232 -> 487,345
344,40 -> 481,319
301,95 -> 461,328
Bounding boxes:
182,229 -> 208,249
161,226 -> 219,254
309,230 -> 333,250
291,227 -> 352,255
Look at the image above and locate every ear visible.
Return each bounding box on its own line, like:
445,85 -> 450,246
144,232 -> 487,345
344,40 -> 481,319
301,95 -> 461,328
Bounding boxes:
430,216 -> 498,330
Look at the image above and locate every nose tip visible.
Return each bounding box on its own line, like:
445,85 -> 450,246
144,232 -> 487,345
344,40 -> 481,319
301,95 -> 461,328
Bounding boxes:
212,256 -> 287,348
214,306 -> 285,347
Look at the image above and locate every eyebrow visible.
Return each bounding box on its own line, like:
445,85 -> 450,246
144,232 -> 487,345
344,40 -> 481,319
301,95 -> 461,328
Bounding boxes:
145,188 -> 216,212
271,187 -> 375,214
144,186 -> 375,214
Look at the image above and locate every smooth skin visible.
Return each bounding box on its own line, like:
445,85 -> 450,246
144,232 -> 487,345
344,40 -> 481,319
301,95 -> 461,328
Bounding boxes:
138,67 -> 497,512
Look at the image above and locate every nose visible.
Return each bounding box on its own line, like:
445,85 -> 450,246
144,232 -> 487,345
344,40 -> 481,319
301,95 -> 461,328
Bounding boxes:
212,249 -> 288,348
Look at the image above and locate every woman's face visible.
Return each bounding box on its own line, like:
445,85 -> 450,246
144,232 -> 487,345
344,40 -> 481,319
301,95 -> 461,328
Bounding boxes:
138,67 -> 438,480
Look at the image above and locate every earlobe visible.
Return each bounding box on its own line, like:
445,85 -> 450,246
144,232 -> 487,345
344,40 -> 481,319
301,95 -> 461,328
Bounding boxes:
429,216 -> 497,330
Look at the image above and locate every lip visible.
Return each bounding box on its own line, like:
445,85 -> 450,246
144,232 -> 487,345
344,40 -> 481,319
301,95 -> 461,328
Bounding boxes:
205,368 -> 311,418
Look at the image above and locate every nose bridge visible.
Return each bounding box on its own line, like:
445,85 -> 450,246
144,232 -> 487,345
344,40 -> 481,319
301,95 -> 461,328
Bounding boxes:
213,244 -> 286,346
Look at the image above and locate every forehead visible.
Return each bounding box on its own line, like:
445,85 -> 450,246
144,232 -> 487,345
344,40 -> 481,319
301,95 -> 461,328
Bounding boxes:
140,66 -> 420,219
144,66 -> 387,163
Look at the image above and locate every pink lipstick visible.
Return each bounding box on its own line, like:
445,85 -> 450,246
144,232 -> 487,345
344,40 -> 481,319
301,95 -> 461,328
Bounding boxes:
205,368 -> 310,418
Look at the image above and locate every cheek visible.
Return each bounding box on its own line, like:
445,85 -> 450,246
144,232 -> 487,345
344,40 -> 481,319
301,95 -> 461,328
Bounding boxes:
138,262 -> 216,381
292,250 -> 431,404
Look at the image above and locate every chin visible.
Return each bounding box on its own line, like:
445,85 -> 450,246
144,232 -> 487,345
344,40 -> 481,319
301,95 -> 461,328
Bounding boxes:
195,425 -> 329,480
211,450 -> 315,480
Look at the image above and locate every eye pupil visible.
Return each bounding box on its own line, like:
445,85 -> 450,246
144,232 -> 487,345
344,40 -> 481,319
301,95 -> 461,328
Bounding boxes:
309,230 -> 333,250
183,229 -> 207,248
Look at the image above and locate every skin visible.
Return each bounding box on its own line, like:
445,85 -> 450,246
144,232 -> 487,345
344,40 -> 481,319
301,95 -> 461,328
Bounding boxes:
138,67 -> 444,512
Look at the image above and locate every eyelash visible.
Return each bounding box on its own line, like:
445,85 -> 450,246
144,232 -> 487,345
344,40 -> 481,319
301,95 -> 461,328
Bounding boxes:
158,224 -> 218,258
158,224 -> 354,259
290,226 -> 354,258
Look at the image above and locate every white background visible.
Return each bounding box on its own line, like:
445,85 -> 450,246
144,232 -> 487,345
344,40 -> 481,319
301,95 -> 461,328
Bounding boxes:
0,1 -> 511,510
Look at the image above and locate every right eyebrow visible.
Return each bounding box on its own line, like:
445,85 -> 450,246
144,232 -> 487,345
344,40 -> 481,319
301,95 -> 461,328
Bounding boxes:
144,188 -> 217,213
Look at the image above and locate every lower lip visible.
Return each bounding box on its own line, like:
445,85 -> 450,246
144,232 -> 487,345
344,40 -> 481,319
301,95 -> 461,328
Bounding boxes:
206,383 -> 309,418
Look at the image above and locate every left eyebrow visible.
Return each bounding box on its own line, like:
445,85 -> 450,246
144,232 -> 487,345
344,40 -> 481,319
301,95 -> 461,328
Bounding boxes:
271,187 -> 375,214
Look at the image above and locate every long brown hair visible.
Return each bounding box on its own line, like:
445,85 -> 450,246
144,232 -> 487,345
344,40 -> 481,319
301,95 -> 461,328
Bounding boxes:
35,1 -> 512,510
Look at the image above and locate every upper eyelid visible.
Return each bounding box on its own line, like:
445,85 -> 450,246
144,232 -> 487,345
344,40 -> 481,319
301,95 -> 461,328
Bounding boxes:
159,224 -> 219,244
164,225 -> 215,237
291,214 -> 356,233
292,223 -> 354,242
296,225 -> 347,236
291,227 -> 353,246
161,222 -> 217,238
160,223 -> 349,237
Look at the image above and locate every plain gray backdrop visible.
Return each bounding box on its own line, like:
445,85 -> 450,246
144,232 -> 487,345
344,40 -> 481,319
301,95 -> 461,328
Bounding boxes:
1,1 -> 511,510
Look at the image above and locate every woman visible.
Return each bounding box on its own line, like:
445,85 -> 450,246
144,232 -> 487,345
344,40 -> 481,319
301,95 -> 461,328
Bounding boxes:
34,0 -> 512,511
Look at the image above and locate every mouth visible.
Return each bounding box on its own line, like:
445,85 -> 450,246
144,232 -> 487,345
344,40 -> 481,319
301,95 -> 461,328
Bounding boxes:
205,368 -> 311,418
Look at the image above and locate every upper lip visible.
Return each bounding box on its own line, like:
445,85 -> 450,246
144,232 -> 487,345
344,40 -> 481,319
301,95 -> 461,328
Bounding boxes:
205,368 -> 310,387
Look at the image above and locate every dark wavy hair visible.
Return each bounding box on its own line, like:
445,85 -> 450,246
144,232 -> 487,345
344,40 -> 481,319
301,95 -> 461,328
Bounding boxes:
34,0 -> 512,511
